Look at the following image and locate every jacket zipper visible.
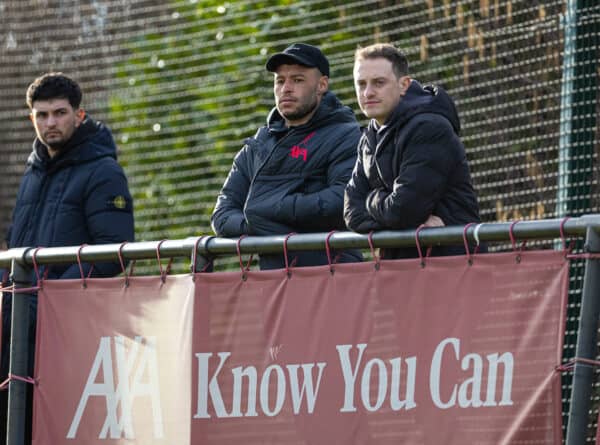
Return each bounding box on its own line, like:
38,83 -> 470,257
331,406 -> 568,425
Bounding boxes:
16,170 -> 49,247
245,129 -> 295,209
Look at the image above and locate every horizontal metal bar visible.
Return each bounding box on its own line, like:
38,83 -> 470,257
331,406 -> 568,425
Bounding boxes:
0,215 -> 598,268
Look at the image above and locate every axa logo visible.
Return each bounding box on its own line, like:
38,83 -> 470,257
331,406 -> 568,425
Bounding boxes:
67,336 -> 164,440
289,131 -> 316,162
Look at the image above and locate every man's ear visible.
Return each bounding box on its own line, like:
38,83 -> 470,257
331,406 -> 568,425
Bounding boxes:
75,108 -> 85,126
399,76 -> 411,96
318,76 -> 329,95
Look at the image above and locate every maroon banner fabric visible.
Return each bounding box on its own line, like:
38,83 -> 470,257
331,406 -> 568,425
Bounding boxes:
34,250 -> 568,444
33,276 -> 194,444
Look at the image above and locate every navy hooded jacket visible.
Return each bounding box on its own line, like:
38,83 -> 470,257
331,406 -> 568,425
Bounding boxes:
344,80 -> 481,258
0,117 -> 134,430
212,91 -> 362,269
4,116 -> 134,279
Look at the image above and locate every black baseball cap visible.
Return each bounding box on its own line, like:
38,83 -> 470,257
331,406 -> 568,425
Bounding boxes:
266,43 -> 330,77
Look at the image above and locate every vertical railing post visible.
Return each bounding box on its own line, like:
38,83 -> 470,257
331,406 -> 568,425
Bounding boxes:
6,259 -> 34,445
566,226 -> 600,444
556,0 -> 598,220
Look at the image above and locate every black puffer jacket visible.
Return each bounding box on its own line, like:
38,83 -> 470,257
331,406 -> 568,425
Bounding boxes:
344,80 -> 481,258
5,116 -> 135,277
212,91 -> 362,269
0,117 -> 134,425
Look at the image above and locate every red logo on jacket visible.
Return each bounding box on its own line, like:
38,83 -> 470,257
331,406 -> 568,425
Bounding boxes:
289,131 -> 316,162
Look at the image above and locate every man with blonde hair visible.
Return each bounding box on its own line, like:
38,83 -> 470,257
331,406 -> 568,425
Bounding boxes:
344,43 -> 481,258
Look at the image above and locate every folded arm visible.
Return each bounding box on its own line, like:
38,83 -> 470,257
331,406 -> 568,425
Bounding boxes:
211,148 -> 251,237
366,121 -> 456,229
60,164 -> 134,279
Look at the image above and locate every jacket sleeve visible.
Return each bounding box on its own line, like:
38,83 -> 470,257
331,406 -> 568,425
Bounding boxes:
59,161 -> 135,279
344,147 -> 383,233
211,147 -> 251,237
367,119 -> 458,229
274,125 -> 362,232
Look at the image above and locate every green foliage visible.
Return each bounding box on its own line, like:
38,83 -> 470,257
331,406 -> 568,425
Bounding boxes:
109,0 -> 379,246
109,0 -> 569,249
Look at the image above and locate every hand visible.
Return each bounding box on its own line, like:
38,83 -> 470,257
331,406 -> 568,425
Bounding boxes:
423,214 -> 444,227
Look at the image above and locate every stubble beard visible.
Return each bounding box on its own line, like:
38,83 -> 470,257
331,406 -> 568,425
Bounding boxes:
43,134 -> 66,150
279,93 -> 319,124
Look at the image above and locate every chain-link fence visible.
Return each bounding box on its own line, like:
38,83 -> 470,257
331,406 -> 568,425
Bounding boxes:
0,0 -> 598,441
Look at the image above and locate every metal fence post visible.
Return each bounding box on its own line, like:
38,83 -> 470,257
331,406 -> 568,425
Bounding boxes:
6,259 -> 34,445
557,0 -> 598,219
566,226 -> 600,444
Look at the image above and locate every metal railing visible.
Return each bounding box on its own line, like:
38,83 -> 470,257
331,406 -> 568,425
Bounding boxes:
1,214 -> 600,445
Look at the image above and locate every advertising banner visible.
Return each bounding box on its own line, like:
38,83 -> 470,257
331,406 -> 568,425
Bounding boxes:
34,250 -> 568,444
33,275 -> 194,444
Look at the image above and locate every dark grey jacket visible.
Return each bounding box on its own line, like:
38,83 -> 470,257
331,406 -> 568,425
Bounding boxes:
344,80 -> 481,258
212,91 -> 362,269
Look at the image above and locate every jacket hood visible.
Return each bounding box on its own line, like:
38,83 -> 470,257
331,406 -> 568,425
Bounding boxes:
28,116 -> 117,171
266,91 -> 357,133
372,80 -> 461,135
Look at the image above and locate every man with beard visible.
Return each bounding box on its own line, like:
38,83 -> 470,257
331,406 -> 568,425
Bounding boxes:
212,43 -> 362,269
0,72 -> 134,443
344,43 -> 481,258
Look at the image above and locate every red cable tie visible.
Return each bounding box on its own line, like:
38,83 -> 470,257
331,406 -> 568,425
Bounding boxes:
462,223 -> 476,265
283,233 -> 297,278
0,285 -> 42,294
325,231 -> 336,275
156,240 -> 172,283
508,221 -> 519,251
191,236 -> 209,275
508,220 -> 528,263
566,253 -> 600,260
0,374 -> 37,391
367,231 -> 380,270
556,357 -> 600,372
15,286 -> 42,293
31,247 -> 44,288
192,236 -> 214,278
415,224 -> 427,268
76,244 -> 88,288
9,374 -> 36,385
117,241 -> 129,287
117,241 -> 128,275
236,235 -> 253,280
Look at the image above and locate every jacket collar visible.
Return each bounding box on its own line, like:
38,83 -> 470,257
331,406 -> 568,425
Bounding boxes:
29,117 -> 116,172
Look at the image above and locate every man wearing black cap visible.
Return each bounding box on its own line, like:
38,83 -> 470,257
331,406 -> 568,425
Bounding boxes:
212,43 -> 362,269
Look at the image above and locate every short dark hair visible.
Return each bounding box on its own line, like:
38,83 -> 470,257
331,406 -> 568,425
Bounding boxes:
355,43 -> 409,79
26,72 -> 82,110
